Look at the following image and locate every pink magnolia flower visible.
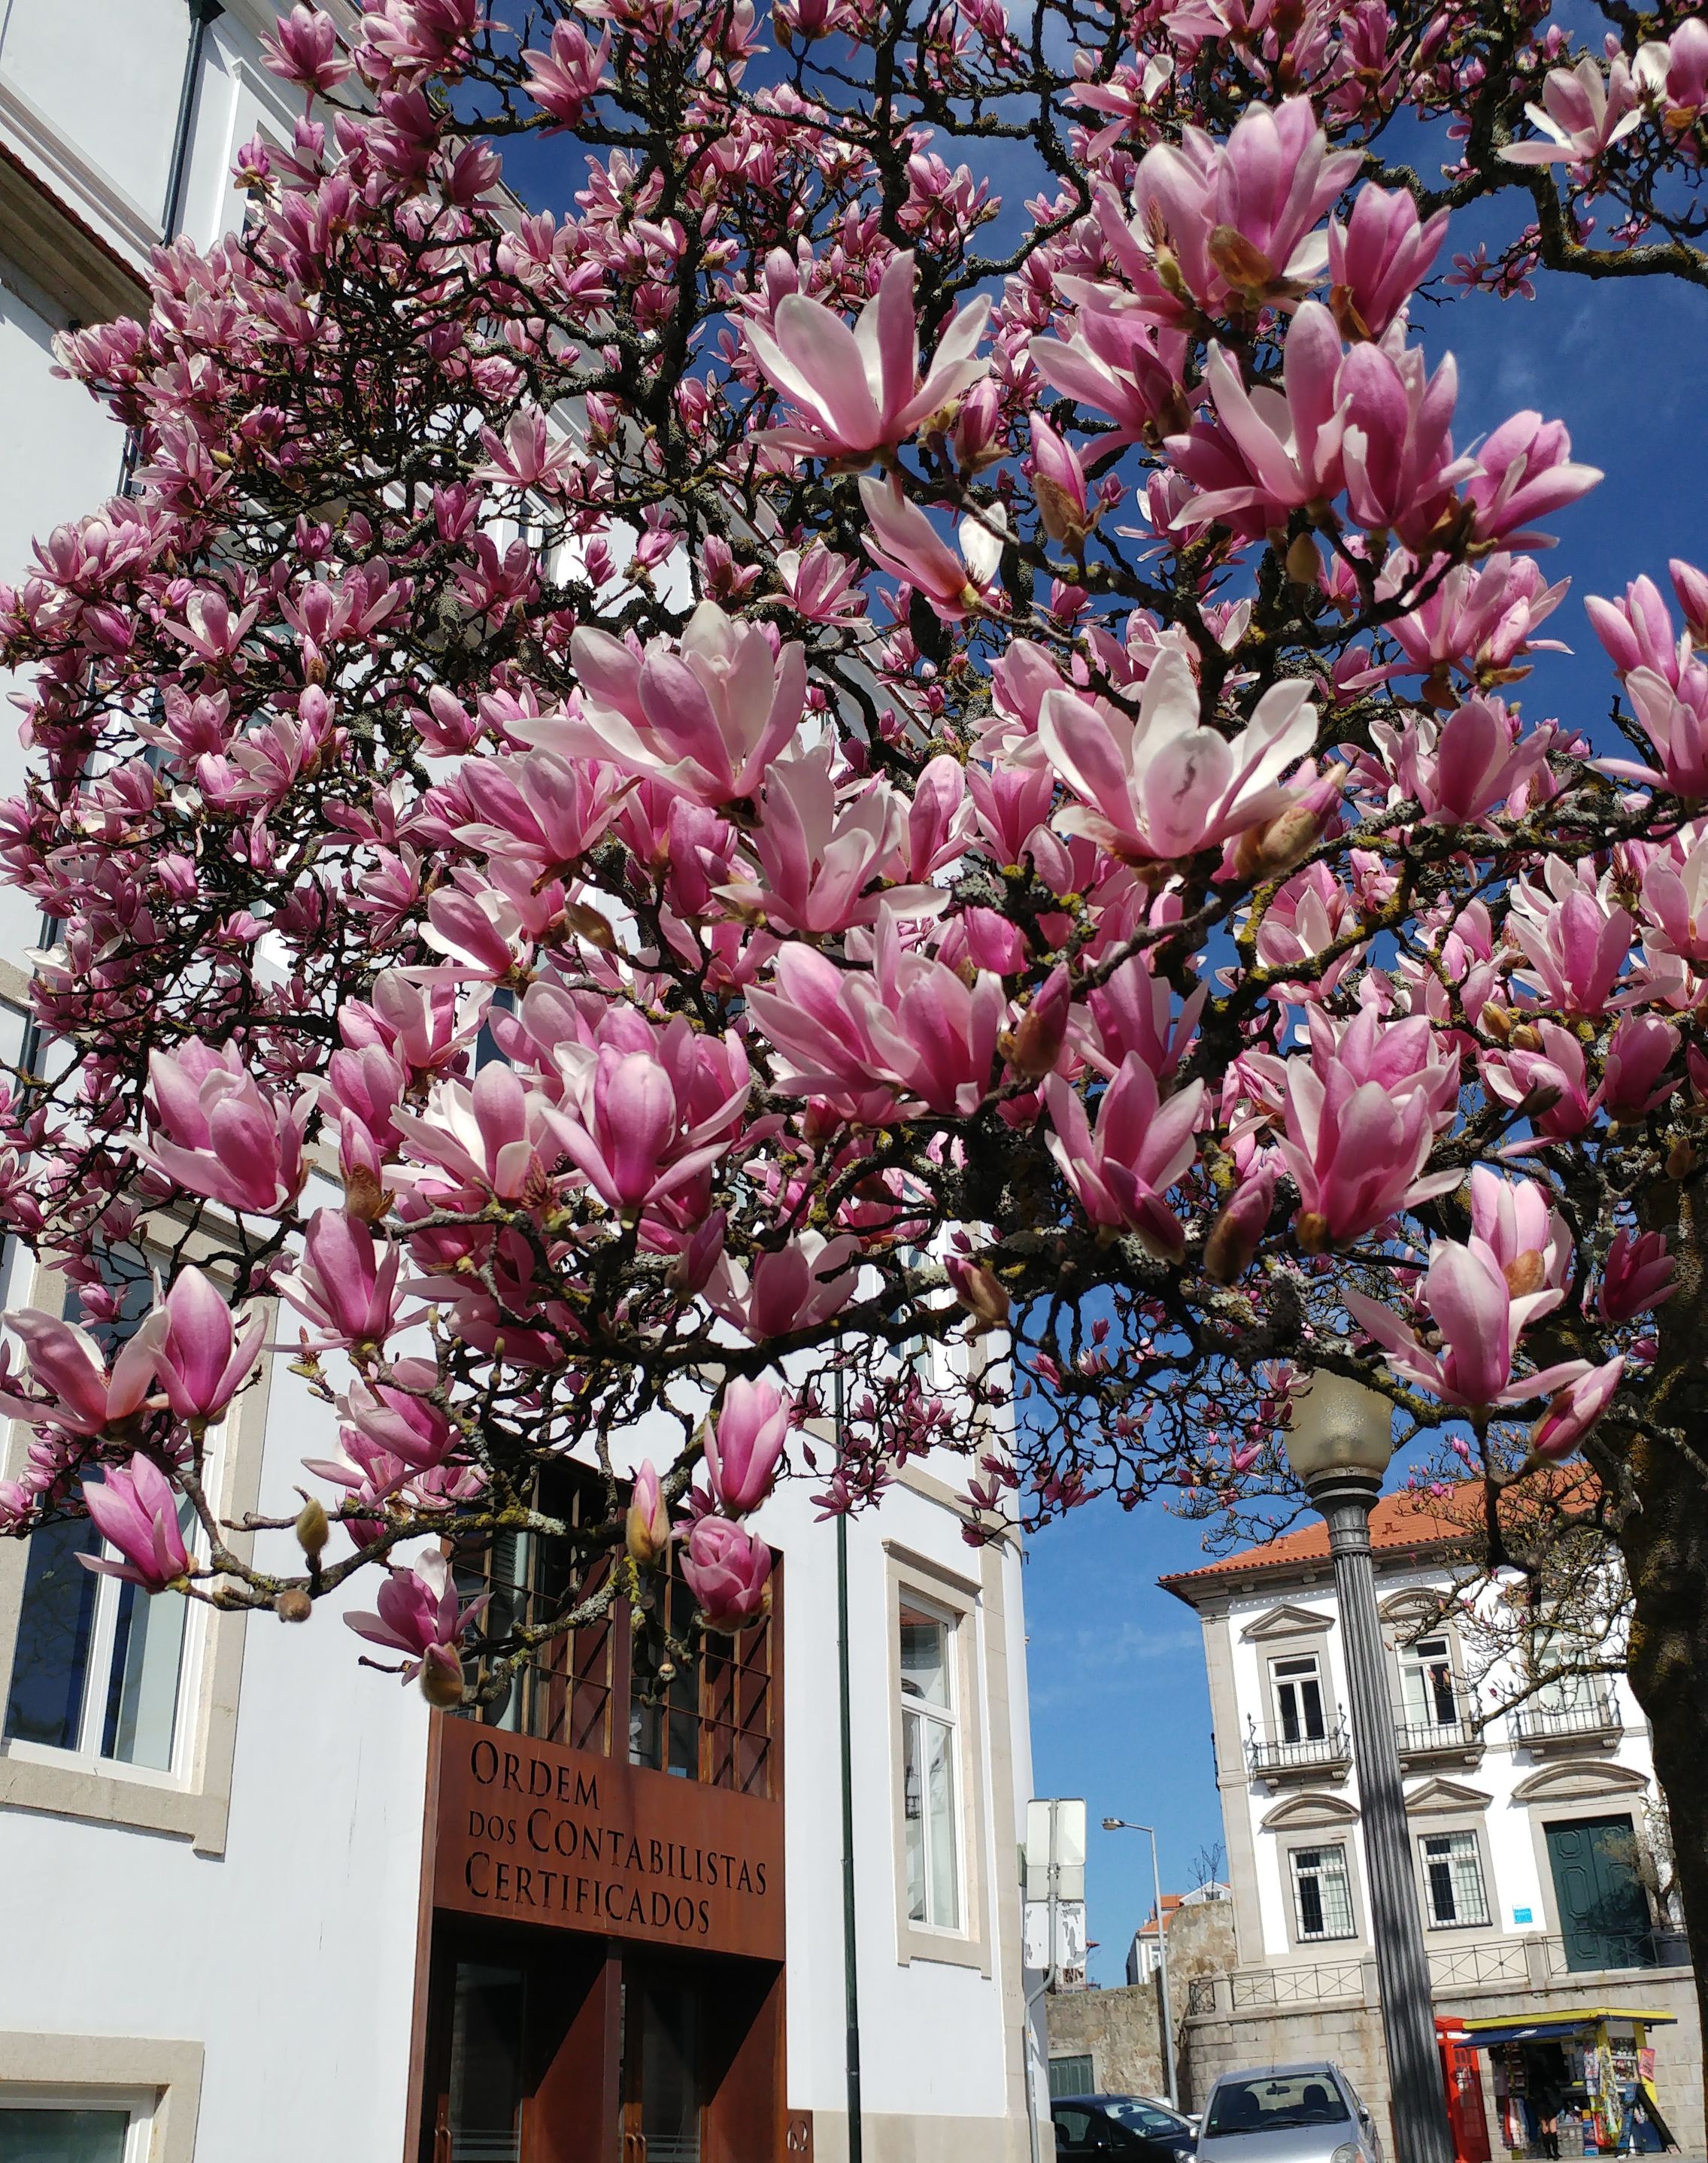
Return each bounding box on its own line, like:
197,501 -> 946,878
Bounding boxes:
154,1268 -> 267,1427
1106,99 -> 1361,323
520,20 -> 609,125
1346,1238 -> 1586,1407
1481,1020 -> 1596,1139
1029,302 -> 1190,450
545,602 -> 807,807
344,1549 -> 487,1681
1464,412 -> 1600,549
1375,696 -> 1548,826
748,911 -> 1005,1118
80,1455 -> 190,1593
775,542 -> 866,623
1391,554 -> 1569,683
705,1230 -> 860,1340
1596,1015 -> 1679,1122
1468,1166 -> 1571,1296
723,748 -> 909,937
141,1042 -> 310,1216
1030,415 -> 1094,548
705,1377 -> 790,1515
680,1515 -> 772,1631
1043,1058 -> 1206,1259
1531,1357 -> 1625,1461
1501,55 -> 1645,171
1278,1015 -> 1460,1249
1598,1229 -> 1675,1322
1616,662 -> 1708,796
1640,833 -> 1708,963
281,1210 -> 404,1350
1507,866 -> 1634,1016
857,477 -> 1003,623
340,1364 -> 459,1475
545,1027 -> 748,1220
744,250 -> 990,462
1038,647 -> 1318,864
1586,575 -> 1687,686
1327,185 -> 1449,339
0,1307 -> 167,1438
260,2 -> 354,94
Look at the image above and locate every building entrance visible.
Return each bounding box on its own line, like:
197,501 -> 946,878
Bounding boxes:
420,1922 -> 783,2163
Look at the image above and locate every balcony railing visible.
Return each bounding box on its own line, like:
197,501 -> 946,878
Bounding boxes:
1185,1934 -> 1691,2019
1394,1705 -> 1483,1762
1511,1686 -> 1623,1747
1246,1713 -> 1352,1779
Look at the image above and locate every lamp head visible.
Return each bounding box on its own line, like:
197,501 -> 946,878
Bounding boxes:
1102,1818 -> 1123,1831
1285,1370 -> 1394,1489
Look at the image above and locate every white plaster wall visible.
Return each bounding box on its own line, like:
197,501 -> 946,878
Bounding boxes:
0,1348 -> 429,2161
0,0 -> 190,246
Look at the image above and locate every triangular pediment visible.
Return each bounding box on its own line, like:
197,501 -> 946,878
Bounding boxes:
1261,1791 -> 1360,1831
1405,1776 -> 1493,1818
1242,1602 -> 1333,1642
1512,1761 -> 1651,1804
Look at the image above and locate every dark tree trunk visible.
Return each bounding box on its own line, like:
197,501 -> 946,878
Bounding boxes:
1616,1182 -> 1708,2136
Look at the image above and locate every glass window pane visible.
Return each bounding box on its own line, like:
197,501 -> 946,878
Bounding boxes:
639,1979 -> 702,2163
923,1716 -> 959,1928
447,1961 -> 524,2163
899,1607 -> 949,1706
102,1576 -> 189,1770
0,2110 -> 129,2163
3,1518 -> 100,1749
903,1709 -> 927,1921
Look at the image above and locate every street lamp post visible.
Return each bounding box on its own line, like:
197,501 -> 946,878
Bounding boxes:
1101,1818 -> 1179,2110
1284,1373 -> 1454,2163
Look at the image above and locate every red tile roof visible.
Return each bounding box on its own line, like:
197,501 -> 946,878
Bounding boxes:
1158,1487 -> 1485,1603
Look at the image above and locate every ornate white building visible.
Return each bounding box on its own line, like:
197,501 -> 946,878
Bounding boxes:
1162,1490 -> 1702,2157
0,8 -> 1043,2160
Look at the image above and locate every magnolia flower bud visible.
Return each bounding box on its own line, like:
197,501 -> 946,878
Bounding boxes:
1502,1250 -> 1547,1297
1007,966 -> 1071,1082
1285,532 -> 1321,590
295,1497 -> 330,1559
419,1643 -> 467,1709
1296,1211 -> 1332,1256
626,1459 -> 671,1566
1481,1003 -> 1514,1043
1667,1136 -> 1697,1180
1203,1166 -> 1276,1285
275,1588 -> 313,1623
946,1256 -> 1010,1333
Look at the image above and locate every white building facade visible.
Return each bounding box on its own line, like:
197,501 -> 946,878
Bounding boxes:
1162,1492 -> 1703,2155
0,8 -> 1045,2159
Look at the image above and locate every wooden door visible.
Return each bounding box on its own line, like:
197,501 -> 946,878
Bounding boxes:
1546,1816 -> 1655,1970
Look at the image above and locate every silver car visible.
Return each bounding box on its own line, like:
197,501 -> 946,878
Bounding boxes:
1196,2063 -> 1381,2163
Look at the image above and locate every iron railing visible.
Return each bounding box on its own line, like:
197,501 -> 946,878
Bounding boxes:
1426,1940 -> 1530,1988
1395,1711 -> 1482,1759
1246,1713 -> 1353,1778
1510,1688 -> 1623,1746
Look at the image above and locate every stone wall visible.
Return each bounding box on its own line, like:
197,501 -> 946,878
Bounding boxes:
1046,1901 -> 1239,2101
1179,1962 -> 1703,2158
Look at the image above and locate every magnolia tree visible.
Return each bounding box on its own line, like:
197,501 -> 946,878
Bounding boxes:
5,0 -> 1708,2031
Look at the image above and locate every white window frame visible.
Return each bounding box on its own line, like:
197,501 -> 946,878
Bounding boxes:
0,1233 -> 275,1852
1400,1632 -> 1460,1731
886,1544 -> 992,1972
3,1447 -> 214,1786
0,2082 -> 157,2161
1418,1828 -> 1493,1931
899,1590 -> 962,1934
1288,1841 -> 1357,1944
1270,1652 -> 1328,1743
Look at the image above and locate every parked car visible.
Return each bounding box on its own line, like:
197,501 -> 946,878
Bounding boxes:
1051,2093 -> 1200,2158
1194,2064 -> 1380,2163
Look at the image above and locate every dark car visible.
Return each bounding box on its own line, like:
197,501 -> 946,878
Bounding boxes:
1052,2095 -> 1200,2160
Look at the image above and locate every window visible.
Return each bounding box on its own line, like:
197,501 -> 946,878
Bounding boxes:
1420,1830 -> 1491,1929
900,1600 -> 961,1930
1289,1844 -> 1355,1942
1401,1636 -> 1458,1729
1272,1654 -> 1327,1743
2,1254 -> 202,1775
1048,2056 -> 1095,2100
0,2089 -> 155,2162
